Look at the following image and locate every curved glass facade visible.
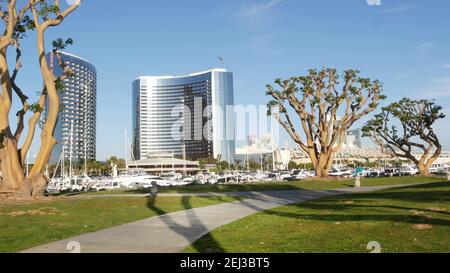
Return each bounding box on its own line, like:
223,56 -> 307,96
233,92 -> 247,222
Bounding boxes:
133,69 -> 235,163
48,52 -> 97,164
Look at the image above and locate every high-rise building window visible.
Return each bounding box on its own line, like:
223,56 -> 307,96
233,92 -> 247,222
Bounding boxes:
47,52 -> 97,164
132,69 -> 235,163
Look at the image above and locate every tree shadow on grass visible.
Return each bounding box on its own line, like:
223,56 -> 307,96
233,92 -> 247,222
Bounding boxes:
261,209 -> 450,227
144,182 -> 450,253
146,195 -> 226,253
144,191 -> 297,253
260,182 -> 450,227
346,183 -> 450,204
288,201 -> 450,217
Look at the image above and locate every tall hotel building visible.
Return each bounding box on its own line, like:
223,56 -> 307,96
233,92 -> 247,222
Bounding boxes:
48,52 -> 97,164
132,69 -> 236,163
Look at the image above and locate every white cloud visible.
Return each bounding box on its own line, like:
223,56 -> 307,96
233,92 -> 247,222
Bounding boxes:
240,0 -> 283,27
415,77 -> 450,99
417,42 -> 434,55
418,42 -> 434,49
381,3 -> 415,14
246,34 -> 280,55
395,69 -> 421,79
394,65 -> 438,79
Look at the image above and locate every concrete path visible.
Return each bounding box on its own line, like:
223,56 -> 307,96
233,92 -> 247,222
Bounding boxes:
22,184 -> 415,253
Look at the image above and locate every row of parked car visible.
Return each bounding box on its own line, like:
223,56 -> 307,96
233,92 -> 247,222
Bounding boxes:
363,167 -> 413,178
361,165 -> 448,178
289,165 -> 446,180
215,165 -> 448,184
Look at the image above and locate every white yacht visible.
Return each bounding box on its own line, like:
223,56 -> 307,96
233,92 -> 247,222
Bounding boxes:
329,167 -> 352,177
47,174 -> 94,193
110,168 -> 159,188
112,169 -> 186,188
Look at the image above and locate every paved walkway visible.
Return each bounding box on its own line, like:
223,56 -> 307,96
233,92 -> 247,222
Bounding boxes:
22,184 -> 415,253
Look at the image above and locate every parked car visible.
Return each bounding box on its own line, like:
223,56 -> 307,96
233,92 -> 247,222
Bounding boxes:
353,167 -> 370,177
429,167 -> 441,175
266,172 -> 280,181
290,169 -> 308,180
384,168 -> 401,177
400,166 -> 419,176
368,169 -> 385,178
280,172 -> 294,181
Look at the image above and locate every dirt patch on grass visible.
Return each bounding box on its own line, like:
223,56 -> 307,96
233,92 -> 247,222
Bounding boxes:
0,197 -> 52,207
0,195 -> 78,208
412,224 -> 433,230
426,207 -> 447,213
410,210 -> 425,216
305,177 -> 348,182
7,208 -> 60,217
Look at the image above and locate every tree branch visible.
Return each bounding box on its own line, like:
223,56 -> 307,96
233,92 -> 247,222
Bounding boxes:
0,0 -> 18,50
20,88 -> 46,166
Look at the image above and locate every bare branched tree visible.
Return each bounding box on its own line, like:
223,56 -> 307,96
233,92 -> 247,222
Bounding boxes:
266,68 -> 385,177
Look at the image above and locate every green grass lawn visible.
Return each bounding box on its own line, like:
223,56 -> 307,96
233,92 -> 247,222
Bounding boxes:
0,195 -> 239,253
82,176 -> 444,195
184,181 -> 450,253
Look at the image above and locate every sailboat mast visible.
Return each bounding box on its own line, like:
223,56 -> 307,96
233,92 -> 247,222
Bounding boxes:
183,143 -> 187,176
172,150 -> 175,174
69,120 -> 74,179
62,145 -> 65,178
84,140 -> 87,175
271,128 -> 276,171
125,129 -> 128,169
84,83 -> 88,175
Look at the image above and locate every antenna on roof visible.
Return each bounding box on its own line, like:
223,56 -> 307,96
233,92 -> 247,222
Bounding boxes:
218,57 -> 226,65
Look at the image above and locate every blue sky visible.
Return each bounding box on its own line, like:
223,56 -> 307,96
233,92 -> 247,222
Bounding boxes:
14,0 -> 450,160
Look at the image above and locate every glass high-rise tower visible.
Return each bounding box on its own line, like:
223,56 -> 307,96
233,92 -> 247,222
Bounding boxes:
132,69 -> 235,163
48,52 -> 97,164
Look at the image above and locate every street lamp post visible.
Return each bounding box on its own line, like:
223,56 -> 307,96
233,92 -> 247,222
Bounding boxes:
355,175 -> 361,188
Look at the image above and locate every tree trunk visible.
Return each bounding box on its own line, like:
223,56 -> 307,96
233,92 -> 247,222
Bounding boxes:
0,137 -> 31,196
417,162 -> 429,177
27,173 -> 48,198
29,28 -> 59,189
314,167 -> 330,178
313,155 -> 333,178
0,46 -> 32,197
